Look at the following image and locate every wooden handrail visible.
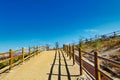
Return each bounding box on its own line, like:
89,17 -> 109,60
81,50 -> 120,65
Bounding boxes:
0,45 -> 43,73
81,50 -> 120,68
0,52 -> 9,55
63,44 -> 120,80
81,50 -> 120,80
97,56 -> 120,68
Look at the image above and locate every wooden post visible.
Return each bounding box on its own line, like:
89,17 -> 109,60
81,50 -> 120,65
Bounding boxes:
22,47 -> 24,63
68,45 -> 69,57
29,47 -> 31,58
63,45 -> 65,51
65,45 -> 67,55
63,44 -> 64,51
38,46 -> 39,53
79,48 -> 83,75
9,49 -> 13,70
37,46 -> 38,55
72,44 -> 75,65
65,45 -> 67,54
35,46 -> 37,54
34,46 -> 36,56
94,51 -> 101,80
69,44 -> 71,60
66,45 -> 67,53
67,45 -> 68,57
39,46 -> 41,53
34,46 -> 35,56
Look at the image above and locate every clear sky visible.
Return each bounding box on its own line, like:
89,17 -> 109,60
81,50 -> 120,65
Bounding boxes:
0,0 -> 120,52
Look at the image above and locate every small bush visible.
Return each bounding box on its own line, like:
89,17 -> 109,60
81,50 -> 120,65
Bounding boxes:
0,61 -> 8,69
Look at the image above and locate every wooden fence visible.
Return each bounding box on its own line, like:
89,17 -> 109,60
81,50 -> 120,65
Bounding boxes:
82,30 -> 120,42
63,44 -> 120,80
0,46 -> 42,73
63,30 -> 120,80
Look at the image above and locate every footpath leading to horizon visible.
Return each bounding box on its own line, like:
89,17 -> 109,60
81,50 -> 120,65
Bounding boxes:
1,50 -> 80,80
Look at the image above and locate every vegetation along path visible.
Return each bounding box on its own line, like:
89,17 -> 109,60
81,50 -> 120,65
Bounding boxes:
1,50 -> 80,80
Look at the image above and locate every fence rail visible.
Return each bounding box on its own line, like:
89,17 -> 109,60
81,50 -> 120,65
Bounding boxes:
63,30 -> 120,80
63,45 -> 120,80
0,46 -> 43,74
82,30 -> 120,42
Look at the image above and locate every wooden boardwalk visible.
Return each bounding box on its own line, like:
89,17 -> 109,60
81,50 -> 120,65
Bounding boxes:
1,50 -> 80,80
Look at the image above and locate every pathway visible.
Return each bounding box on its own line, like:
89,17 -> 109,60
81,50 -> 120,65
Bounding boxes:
1,50 -> 80,80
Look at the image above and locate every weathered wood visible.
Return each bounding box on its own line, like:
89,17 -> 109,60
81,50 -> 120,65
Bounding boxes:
29,47 -> 31,57
67,45 -> 69,57
63,44 -> 65,51
9,49 -> 13,70
79,48 -> 83,75
72,44 -> 75,65
65,45 -> 67,54
94,51 -> 101,80
34,46 -> 36,56
69,44 -> 71,60
22,47 -> 24,63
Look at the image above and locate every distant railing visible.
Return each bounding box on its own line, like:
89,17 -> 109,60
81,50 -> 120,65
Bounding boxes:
82,30 -> 120,42
62,30 -> 120,80
0,46 -> 43,74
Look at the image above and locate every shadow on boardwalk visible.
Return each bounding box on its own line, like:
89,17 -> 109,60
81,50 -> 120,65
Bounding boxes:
48,50 -> 57,80
48,50 -> 79,80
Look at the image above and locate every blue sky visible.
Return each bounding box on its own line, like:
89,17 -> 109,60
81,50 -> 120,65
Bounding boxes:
0,0 -> 120,52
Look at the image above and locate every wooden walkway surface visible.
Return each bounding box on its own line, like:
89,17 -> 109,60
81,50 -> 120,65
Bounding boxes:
1,50 -> 80,80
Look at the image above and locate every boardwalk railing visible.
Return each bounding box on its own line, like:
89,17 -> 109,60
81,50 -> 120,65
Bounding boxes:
63,45 -> 120,80
0,46 -> 43,73
63,30 -> 120,80
80,50 -> 120,80
82,30 -> 120,42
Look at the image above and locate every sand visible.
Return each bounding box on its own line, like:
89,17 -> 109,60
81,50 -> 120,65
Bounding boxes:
1,50 -> 80,80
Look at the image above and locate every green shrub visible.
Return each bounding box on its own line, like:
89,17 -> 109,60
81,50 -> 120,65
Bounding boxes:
0,61 -> 8,69
93,39 -> 101,50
